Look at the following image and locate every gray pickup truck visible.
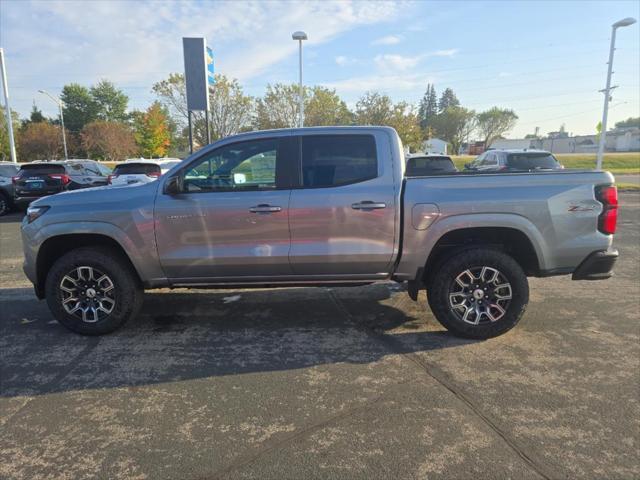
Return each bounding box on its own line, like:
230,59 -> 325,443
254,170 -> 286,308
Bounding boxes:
21,127 -> 618,338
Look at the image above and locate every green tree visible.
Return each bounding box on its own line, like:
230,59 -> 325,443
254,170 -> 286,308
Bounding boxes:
90,80 -> 129,122
355,91 -> 394,125
134,102 -> 171,157
61,83 -> 98,132
476,107 -> 518,147
418,84 -> 438,131
431,106 -> 476,154
438,88 -> 460,112
0,105 -> 20,161
305,87 -> 352,126
255,83 -> 302,129
388,102 -> 422,151
209,75 -> 254,139
615,117 -> 640,129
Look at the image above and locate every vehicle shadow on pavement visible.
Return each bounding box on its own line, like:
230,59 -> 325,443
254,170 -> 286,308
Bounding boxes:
0,284 -> 476,398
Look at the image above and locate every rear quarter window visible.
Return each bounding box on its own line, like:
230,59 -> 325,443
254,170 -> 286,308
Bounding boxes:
301,135 -> 377,188
0,165 -> 19,177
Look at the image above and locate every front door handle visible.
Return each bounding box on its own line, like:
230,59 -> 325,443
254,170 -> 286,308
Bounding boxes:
352,201 -> 387,210
249,204 -> 282,213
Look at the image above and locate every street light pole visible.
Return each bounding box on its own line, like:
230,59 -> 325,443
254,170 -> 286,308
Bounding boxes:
596,17 -> 636,170
0,48 -> 18,163
38,89 -> 68,160
292,31 -> 307,128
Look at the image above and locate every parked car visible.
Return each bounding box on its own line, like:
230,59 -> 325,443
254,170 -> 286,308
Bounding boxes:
465,149 -> 563,172
0,161 -> 19,216
21,127 -> 617,339
406,154 -> 457,176
14,160 -> 111,207
108,159 -> 182,186
13,162 -> 71,207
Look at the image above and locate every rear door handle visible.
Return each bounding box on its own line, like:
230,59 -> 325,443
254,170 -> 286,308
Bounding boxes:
249,204 -> 282,213
351,201 -> 387,210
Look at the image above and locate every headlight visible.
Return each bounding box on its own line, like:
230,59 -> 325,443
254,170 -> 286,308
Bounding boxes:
26,206 -> 50,223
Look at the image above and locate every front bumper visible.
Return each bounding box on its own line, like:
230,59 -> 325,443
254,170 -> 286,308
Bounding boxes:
572,248 -> 619,280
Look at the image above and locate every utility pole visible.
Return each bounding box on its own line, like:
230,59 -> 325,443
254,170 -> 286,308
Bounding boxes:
0,48 -> 17,163
596,17 -> 636,170
292,31 -> 307,128
39,90 -> 68,160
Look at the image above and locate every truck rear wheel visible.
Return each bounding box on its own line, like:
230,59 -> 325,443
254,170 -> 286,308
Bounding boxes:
427,248 -> 529,339
45,247 -> 143,335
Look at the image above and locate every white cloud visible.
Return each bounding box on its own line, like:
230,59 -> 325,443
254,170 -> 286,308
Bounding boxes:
374,54 -> 422,71
323,72 -> 436,93
335,56 -> 350,66
1,0 -> 401,115
430,49 -> 458,57
371,34 -> 402,45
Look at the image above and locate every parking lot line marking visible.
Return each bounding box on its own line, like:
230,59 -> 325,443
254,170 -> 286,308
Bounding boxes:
326,289 -> 556,480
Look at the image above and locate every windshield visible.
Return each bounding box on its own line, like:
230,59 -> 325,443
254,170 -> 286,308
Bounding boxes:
406,156 -> 456,176
0,164 -> 19,177
506,153 -> 560,170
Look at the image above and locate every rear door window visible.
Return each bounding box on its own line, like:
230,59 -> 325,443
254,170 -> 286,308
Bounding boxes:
301,135 -> 377,188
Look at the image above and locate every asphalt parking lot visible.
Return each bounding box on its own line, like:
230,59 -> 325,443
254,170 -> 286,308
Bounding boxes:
1,193 -> 639,480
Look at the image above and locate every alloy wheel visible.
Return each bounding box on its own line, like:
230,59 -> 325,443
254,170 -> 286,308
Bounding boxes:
448,266 -> 512,325
59,266 -> 116,323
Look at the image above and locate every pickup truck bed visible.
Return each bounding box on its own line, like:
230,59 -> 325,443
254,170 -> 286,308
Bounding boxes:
21,126 -> 618,338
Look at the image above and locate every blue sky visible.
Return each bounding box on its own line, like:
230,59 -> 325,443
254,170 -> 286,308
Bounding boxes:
1,0 -> 638,138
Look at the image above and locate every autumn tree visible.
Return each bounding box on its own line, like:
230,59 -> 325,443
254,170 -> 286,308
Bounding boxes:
305,87 -> 352,126
476,107 -> 518,147
18,122 -> 63,161
134,102 -> 171,157
355,92 -> 422,150
254,83 -> 301,129
81,121 -> 138,161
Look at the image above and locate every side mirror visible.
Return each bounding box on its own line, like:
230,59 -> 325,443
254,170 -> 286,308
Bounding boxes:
164,175 -> 183,195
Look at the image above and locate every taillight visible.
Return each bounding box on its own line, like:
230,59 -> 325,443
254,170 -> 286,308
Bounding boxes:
596,185 -> 618,235
107,174 -> 117,184
49,174 -> 71,185
146,171 -> 161,178
11,176 -> 19,184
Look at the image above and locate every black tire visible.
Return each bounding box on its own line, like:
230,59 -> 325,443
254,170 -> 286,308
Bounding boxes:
427,248 -> 529,339
45,247 -> 143,335
0,192 -> 11,216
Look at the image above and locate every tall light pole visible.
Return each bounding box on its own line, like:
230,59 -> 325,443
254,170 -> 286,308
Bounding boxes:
596,17 -> 636,170
292,31 -> 307,128
0,48 -> 17,163
38,89 -> 68,160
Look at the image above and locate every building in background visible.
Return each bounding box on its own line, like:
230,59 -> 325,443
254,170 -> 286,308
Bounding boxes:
422,138 -> 448,154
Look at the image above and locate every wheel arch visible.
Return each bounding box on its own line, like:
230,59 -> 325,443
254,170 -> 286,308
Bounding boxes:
423,226 -> 542,287
35,233 -> 142,298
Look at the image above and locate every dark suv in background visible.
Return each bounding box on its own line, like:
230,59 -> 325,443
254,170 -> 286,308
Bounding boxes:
465,149 -> 563,172
0,161 -> 20,216
13,160 -> 111,207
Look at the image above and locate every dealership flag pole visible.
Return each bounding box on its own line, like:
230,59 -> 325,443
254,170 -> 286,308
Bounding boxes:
0,48 -> 17,163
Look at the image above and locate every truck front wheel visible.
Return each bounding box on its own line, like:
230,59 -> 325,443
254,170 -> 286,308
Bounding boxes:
45,247 -> 143,335
427,248 -> 529,339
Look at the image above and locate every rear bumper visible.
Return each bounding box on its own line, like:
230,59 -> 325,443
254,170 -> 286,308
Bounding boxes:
572,248 -> 618,281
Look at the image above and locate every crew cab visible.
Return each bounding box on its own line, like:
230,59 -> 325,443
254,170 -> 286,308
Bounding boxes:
21,127 -> 618,338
